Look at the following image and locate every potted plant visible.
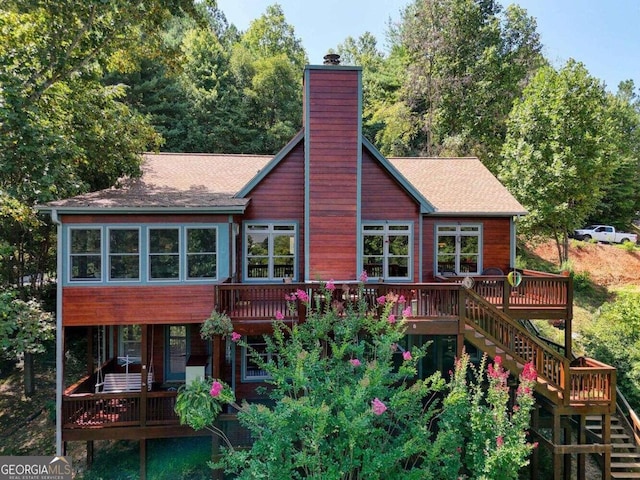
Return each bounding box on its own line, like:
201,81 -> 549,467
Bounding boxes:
200,309 -> 233,339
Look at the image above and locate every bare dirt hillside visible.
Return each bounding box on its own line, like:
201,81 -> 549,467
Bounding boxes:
532,241 -> 640,286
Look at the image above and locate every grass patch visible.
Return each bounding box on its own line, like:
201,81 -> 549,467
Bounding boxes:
78,437 -> 213,480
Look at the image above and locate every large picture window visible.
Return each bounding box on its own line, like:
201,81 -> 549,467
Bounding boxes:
435,224 -> 481,275
362,223 -> 411,280
186,227 -> 217,279
245,223 -> 296,280
149,228 -> 180,280
66,224 -> 221,284
109,228 -> 140,281
70,228 -> 102,281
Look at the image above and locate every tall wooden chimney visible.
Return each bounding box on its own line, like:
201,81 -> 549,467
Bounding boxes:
303,56 -> 362,280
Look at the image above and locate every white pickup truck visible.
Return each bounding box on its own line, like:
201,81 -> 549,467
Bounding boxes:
573,225 -> 638,244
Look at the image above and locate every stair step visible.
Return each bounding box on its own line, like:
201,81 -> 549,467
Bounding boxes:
612,463 -> 640,469
612,473 -> 640,479
614,453 -> 640,459
613,444 -> 639,450
588,424 -> 625,431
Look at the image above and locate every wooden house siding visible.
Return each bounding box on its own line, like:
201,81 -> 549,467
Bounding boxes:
479,217 -> 512,271
62,285 -> 215,327
306,68 -> 361,280
361,150 -> 422,281
241,141 -> 306,280
421,217 -> 512,280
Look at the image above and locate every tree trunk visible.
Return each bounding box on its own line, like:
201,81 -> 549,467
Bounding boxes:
24,352 -> 35,396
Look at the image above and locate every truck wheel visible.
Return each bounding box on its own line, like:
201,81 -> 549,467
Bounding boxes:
582,234 -> 591,241
621,238 -> 631,244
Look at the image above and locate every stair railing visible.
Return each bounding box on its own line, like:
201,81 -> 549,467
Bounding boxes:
462,287 -> 571,405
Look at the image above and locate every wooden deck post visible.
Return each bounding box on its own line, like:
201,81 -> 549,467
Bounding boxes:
565,275 -> 573,360
140,324 -> 148,428
86,441 -> 94,469
553,412 -> 562,479
139,439 -> 147,480
563,421 -> 572,478
577,415 -> 586,480
213,336 -> 222,378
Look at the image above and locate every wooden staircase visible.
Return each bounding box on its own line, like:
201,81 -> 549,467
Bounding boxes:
587,415 -> 640,479
461,287 -> 618,479
464,323 -> 564,403
461,288 -> 615,410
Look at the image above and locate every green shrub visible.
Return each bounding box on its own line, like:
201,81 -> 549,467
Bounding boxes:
581,292 -> 640,409
177,278 -> 538,479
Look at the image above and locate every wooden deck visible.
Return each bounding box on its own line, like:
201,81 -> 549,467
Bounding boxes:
216,271 -> 572,324
63,271 -> 614,442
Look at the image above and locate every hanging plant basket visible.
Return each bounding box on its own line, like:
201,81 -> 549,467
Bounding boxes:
200,310 -> 233,340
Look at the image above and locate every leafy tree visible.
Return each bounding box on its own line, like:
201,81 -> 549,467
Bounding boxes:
587,80 -> 640,229
581,293 -> 640,409
375,0 -> 542,167
176,281 -> 537,479
336,33 -> 408,148
0,0 -> 194,289
229,4 -> 306,153
0,289 -> 54,395
499,60 -> 612,264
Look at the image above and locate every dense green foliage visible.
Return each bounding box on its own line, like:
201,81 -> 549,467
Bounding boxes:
1,0 -> 639,293
176,282 -> 538,479
2,1 -> 640,407
499,61 -> 613,263
581,293 -> 640,409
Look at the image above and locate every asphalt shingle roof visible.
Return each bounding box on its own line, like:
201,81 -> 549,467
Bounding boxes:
44,150 -> 525,216
388,157 -> 526,215
44,153 -> 271,211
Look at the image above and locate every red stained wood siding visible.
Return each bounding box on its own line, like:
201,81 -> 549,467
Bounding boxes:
421,217 -> 512,280
242,142 -> 306,279
361,150 -> 421,281
62,285 -> 215,327
306,68 -> 360,280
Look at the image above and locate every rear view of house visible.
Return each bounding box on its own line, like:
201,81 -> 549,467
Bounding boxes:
42,57 -> 616,480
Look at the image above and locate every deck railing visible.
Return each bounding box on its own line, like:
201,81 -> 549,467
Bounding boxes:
569,357 -> 616,407
463,288 -> 615,408
467,270 -> 572,318
463,288 -> 570,403
217,272 -> 572,323
216,282 -> 464,321
63,391 -> 179,428
62,390 -> 257,446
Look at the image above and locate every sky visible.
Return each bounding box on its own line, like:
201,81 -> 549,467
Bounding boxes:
216,0 -> 639,92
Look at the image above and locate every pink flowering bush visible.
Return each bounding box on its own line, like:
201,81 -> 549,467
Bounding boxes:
432,351 -> 538,479
177,278 -> 537,479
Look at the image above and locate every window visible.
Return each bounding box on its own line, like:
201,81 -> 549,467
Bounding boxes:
435,224 -> 481,275
108,228 -> 140,281
119,325 -> 141,365
165,325 -> 189,381
245,223 -> 296,280
66,224 -> 221,284
70,228 -> 102,281
186,227 -> 217,279
242,335 -> 272,381
149,228 -> 180,280
362,223 -> 411,280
